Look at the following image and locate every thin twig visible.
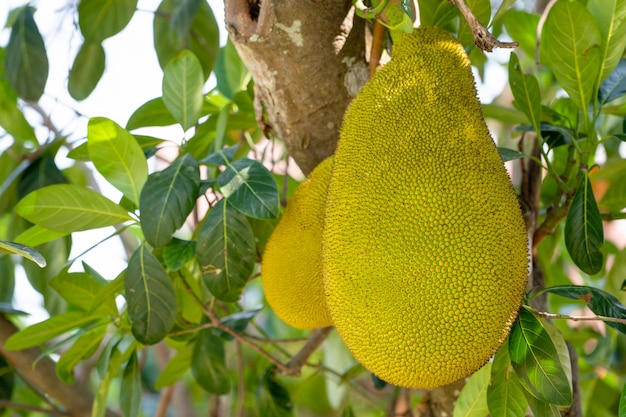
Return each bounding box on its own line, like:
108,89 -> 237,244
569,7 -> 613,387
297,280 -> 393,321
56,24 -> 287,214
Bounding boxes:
154,385 -> 175,417
535,0 -> 559,65
448,0 -> 518,51
284,327 -> 334,376
235,340 -> 245,417
0,400 -> 70,416
536,311 -> 626,325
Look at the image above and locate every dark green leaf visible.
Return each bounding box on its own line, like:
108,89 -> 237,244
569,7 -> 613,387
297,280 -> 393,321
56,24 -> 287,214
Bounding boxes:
516,123 -> 576,149
16,184 -> 133,232
452,363 -> 491,417
170,0 -> 202,45
508,53 -> 542,132
140,154 -> 200,248
508,306 -> 572,406
371,374 -> 387,390
200,144 -> 240,166
196,199 -> 255,302
125,245 -> 177,345
498,148 -> 525,162
214,40 -> 249,99
163,238 -> 196,271
565,173 -> 604,275
217,158 -> 280,219
153,0 -> 220,80
0,240 -> 46,267
0,257 -> 15,304
599,59 -> 626,105
191,329 -> 231,394
68,40 -> 106,101
0,356 -> 14,410
257,368 -> 293,417
88,117 -> 148,205
0,303 -> 26,315
487,344 -> 528,417
5,7 -> 48,101
541,0 -> 601,112
216,306 -> 262,341
78,0 -> 138,41
17,156 -> 67,200
120,352 -> 142,417
126,98 -> 177,130
542,285 -> 626,334
162,50 -> 204,130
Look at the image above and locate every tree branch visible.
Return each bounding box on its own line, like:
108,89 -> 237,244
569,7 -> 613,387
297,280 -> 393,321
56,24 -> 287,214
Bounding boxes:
448,0 -> 518,51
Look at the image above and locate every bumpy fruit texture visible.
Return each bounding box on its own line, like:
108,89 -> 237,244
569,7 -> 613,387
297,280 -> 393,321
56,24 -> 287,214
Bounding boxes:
262,157 -> 334,329
323,26 -> 529,388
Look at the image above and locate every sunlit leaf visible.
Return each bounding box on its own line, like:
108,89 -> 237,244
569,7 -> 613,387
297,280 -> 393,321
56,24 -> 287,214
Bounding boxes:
68,40 -> 106,100
508,53 -> 542,133
217,158 -> 280,219
125,245 -> 177,345
56,324 -> 107,384
120,352 -> 141,417
162,50 -> 204,130
196,199 -> 255,302
16,184 -> 133,232
49,270 -> 117,315
257,368 -> 293,417
0,77 -> 37,143
452,362 -> 491,417
126,98 -> 177,130
192,329 -> 231,394
5,7 -> 48,101
564,173 -> 604,275
0,240 -> 46,267
78,0 -> 138,42
487,346 -> 527,417
508,306 -> 572,406
88,117 -> 148,205
14,224 -> 69,248
139,154 -> 200,248
588,0 -> 626,85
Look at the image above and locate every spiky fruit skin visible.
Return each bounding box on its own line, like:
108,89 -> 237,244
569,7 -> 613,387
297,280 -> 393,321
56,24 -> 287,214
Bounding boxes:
322,27 -> 529,388
262,157 -> 334,329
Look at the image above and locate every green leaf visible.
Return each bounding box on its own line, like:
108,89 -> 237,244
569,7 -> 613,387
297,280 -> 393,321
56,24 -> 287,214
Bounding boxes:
93,338 -> 132,417
17,155 -> 68,200
16,184 -> 133,232
126,97 -> 177,130
0,76 -> 37,143
541,317 -> 572,391
5,7 -> 48,101
0,356 -> 14,409
481,104 -> 528,125
217,158 -> 280,219
4,312 -> 106,350
214,39 -> 249,99
418,0 -> 457,28
503,10 -> 539,59
599,59 -> 626,105
564,173 -> 604,275
508,306 -> 572,406
154,344 -> 193,389
487,347 -> 528,417
196,199 -> 255,302
139,154 -> 200,248
257,368 -> 293,417
508,53 -> 542,133
525,393 -> 561,417
498,148 -> 525,162
541,0 -> 601,112
619,383 -> 626,417
153,0 -> 220,80
14,224 -> 68,248
453,363 -> 491,417
200,144 -> 240,166
170,0 -> 201,40
162,50 -> 204,130
163,238 -> 196,271
588,0 -> 626,84
68,40 -> 106,101
191,329 -> 231,394
56,324 -> 107,384
0,240 -> 46,267
88,117 -> 148,205
120,352 -> 142,417
49,270 -> 117,315
125,245 -> 177,345
216,307 -> 262,341
78,0 -> 138,42
542,285 -> 626,334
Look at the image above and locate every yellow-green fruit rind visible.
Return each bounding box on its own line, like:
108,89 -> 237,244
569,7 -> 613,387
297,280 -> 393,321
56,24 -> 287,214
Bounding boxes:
323,27 -> 529,388
262,157 -> 334,329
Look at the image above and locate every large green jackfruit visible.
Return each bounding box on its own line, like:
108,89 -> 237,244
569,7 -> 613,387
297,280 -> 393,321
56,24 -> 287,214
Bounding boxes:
322,26 -> 529,388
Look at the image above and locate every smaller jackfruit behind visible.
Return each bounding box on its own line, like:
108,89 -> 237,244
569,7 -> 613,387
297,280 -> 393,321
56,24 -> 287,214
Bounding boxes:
261,157 -> 334,329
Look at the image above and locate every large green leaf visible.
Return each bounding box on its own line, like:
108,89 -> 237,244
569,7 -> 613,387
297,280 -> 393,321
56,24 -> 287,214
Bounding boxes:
14,224 -> 68,248
4,311 -> 106,350
139,154 -> 200,248
508,53 -> 542,133
217,158 -> 280,219
56,324 -> 107,384
453,363 -> 491,417
257,368 -> 294,417
196,199 -> 255,302
126,97 -> 177,130
503,10 -> 539,59
17,156 -> 67,200
78,0 -> 138,42
525,393 -> 561,417
542,0 -> 601,113
487,347 -> 527,417
163,238 -> 196,271
125,245 -> 177,345
16,184 -> 133,232
191,329 -> 231,394
564,173 -> 604,275
5,7 -> 48,101
162,50 -> 204,131
214,40 -> 249,99
88,117 -> 148,205
588,0 -> 626,84
120,352 -> 141,417
153,0 -> 219,80
0,240 -> 46,267
508,307 -> 572,406
49,270 -> 117,316
68,40 -> 106,101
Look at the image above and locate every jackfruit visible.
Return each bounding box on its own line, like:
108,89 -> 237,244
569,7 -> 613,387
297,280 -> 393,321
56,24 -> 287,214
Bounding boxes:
322,26 -> 529,388
262,157 -> 334,329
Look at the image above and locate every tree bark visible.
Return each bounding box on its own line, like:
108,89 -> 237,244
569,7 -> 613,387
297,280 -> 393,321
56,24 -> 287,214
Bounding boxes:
224,0 -> 368,175
0,315 -> 119,417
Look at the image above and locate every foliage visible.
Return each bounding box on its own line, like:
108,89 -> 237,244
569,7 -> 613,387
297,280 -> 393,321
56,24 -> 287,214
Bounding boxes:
1,0 -> 626,416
